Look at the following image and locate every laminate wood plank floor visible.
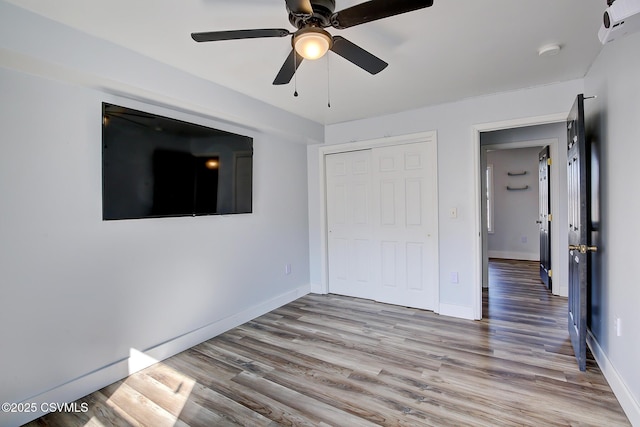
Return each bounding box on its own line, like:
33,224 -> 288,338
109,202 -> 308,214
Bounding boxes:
26,259 -> 630,426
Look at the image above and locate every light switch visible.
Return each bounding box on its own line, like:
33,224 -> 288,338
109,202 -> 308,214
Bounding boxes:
449,207 -> 458,219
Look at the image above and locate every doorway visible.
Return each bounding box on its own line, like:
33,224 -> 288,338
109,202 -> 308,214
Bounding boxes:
472,116 -> 570,319
482,144 -> 546,262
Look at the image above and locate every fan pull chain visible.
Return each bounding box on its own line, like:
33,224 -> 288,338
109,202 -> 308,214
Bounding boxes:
293,52 -> 299,97
327,53 -> 331,108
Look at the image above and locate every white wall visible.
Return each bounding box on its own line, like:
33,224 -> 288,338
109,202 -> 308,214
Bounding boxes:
0,3 -> 322,426
583,31 -> 640,425
486,146 -> 541,261
314,79 -> 583,318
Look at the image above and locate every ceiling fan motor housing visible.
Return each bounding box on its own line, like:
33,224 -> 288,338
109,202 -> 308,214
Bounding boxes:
288,0 -> 336,28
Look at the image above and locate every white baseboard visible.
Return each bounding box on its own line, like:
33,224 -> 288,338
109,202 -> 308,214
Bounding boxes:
438,303 -> 475,320
587,330 -> 640,426
488,250 -> 539,261
3,285 -> 310,427
310,281 -> 327,294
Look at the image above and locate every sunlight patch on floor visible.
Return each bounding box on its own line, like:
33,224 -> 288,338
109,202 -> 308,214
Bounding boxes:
85,416 -> 106,426
128,347 -> 160,375
99,348 -> 197,426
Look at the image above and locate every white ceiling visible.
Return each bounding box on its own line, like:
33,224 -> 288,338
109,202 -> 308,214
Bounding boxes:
6,0 -> 606,125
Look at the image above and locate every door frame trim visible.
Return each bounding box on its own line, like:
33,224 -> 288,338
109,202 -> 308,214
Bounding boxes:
472,114 -> 567,320
316,131 -> 439,312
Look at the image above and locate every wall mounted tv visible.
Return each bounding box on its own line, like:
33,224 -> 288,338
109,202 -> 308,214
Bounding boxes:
102,102 -> 253,220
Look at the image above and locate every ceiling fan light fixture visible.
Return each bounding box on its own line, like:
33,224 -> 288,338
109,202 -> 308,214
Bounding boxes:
293,27 -> 333,60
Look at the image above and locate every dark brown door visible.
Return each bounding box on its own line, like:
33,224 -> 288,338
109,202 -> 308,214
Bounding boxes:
538,146 -> 551,290
567,94 -> 597,372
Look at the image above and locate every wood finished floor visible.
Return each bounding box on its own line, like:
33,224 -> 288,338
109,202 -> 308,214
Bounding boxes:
26,259 -> 630,426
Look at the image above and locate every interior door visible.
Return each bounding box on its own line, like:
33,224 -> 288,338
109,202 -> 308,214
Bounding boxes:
372,142 -> 437,310
326,150 -> 376,300
325,140 -> 438,310
538,146 -> 552,289
567,94 -> 596,372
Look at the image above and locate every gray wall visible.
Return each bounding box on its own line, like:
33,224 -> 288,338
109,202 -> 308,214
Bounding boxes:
481,122 -> 566,145
0,3 -> 322,426
584,30 -> 640,424
486,146 -> 541,260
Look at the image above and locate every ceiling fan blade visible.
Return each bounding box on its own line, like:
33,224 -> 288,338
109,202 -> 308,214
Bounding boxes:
273,49 -> 304,85
191,28 -> 291,42
285,0 -> 314,15
330,36 -> 388,75
331,0 -> 434,29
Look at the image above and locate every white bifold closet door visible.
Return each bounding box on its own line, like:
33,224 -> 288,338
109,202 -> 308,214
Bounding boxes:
325,141 -> 438,310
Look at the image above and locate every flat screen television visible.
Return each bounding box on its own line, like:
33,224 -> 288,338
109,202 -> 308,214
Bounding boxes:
102,102 -> 253,220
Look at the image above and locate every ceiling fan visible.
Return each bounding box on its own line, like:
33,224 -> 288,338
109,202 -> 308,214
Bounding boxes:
191,0 -> 434,85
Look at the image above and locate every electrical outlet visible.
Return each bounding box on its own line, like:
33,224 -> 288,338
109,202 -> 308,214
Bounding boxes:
450,272 -> 459,284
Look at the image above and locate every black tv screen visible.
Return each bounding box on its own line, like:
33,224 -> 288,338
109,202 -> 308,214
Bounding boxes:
102,103 -> 253,220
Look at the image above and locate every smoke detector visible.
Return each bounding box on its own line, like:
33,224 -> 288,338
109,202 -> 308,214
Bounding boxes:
538,44 -> 561,57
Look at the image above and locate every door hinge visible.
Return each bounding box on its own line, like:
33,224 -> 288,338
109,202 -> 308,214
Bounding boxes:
548,214 -> 553,222
548,269 -> 552,278
547,158 -> 552,166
